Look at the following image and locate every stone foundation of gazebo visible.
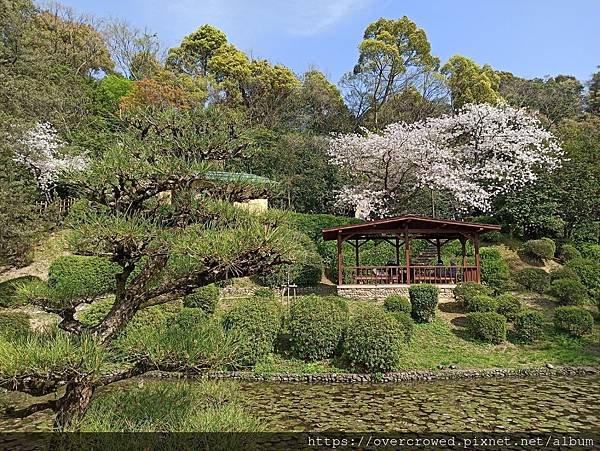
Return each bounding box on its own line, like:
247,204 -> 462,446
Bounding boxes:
337,284 -> 456,302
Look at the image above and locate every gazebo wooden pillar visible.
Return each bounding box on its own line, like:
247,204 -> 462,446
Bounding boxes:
473,235 -> 481,283
337,231 -> 343,285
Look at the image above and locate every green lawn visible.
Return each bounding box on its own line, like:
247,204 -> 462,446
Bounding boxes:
252,311 -> 600,374
396,317 -> 600,370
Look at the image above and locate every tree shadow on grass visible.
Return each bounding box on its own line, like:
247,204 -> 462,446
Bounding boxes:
438,301 -> 464,315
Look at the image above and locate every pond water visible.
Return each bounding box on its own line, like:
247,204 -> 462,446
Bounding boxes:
238,375 -> 600,432
1,375 -> 598,432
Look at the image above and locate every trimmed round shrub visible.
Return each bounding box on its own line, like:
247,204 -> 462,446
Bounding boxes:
0,276 -> 42,308
383,294 -> 411,314
522,238 -> 556,261
221,297 -> 282,367
78,298 -> 114,327
553,307 -> 594,337
466,295 -> 497,313
480,248 -> 510,290
566,258 -> 600,293
183,284 -> 219,314
343,305 -> 405,372
466,312 -> 507,344
48,255 -> 120,301
515,268 -> 551,293
550,278 -> 589,306
0,311 -> 31,340
453,282 -> 493,306
408,284 -> 439,323
550,266 -> 580,283
558,244 -> 581,263
288,295 -> 348,361
495,294 -> 522,321
512,310 -> 545,343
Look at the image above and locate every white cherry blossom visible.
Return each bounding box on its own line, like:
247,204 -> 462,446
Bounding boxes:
14,123 -> 88,201
328,103 -> 563,217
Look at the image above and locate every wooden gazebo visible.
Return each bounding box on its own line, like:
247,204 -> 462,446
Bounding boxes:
322,215 -> 501,287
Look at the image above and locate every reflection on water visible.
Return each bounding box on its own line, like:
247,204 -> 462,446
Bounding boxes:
238,375 -> 600,432
1,375 -> 598,432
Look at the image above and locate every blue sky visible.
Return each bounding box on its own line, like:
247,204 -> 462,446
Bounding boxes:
60,0 -> 599,84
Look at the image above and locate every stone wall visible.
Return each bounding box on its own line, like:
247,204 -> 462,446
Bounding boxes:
150,365 -> 598,384
336,284 -> 455,302
220,284 -> 337,300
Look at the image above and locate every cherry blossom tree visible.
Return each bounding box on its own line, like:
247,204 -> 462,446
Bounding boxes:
329,103 -> 563,217
14,122 -> 88,201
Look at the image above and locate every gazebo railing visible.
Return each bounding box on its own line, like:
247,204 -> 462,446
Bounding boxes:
342,265 -> 478,285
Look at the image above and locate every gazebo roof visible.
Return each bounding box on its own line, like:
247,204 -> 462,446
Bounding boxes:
322,215 -> 501,241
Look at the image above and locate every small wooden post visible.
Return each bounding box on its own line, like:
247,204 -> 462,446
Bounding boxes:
436,238 -> 442,264
337,232 -> 343,286
404,231 -> 411,284
473,235 -> 481,283
460,238 -> 467,268
395,237 -> 400,265
355,239 -> 360,267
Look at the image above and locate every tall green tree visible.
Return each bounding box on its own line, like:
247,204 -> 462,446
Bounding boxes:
442,55 -> 501,109
499,72 -> 583,125
340,16 -> 440,128
553,115 -> 600,238
587,67 -> 600,115
166,24 -> 227,76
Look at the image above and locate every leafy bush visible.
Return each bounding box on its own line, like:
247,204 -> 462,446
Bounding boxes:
479,247 -> 509,290
383,294 -> 411,314
578,243 -> 600,261
78,381 -> 263,432
466,312 -> 507,344
0,311 -> 30,340
254,233 -> 322,287
221,297 -> 282,367
553,307 -> 594,337
522,238 -> 556,261
495,294 -> 522,321
466,295 -> 497,313
78,298 -> 114,327
253,288 -> 276,300
453,282 -> 493,306
343,305 -> 405,372
512,310 -> 545,343
550,279 -> 589,306
558,244 -> 581,263
183,284 -> 219,314
390,311 -> 414,343
115,308 -> 236,370
515,268 -> 551,293
408,284 -> 439,323
482,231 -> 503,243
288,295 -> 348,361
550,266 -> 580,283
0,276 -> 41,308
566,258 -> 600,293
47,255 -> 120,302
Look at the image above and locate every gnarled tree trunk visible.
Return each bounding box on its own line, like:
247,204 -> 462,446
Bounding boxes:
54,380 -> 95,430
